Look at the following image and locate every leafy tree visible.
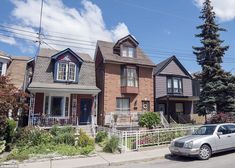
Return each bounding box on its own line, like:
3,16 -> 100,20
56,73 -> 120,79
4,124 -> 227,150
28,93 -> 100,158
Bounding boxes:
0,75 -> 28,140
193,0 -> 235,116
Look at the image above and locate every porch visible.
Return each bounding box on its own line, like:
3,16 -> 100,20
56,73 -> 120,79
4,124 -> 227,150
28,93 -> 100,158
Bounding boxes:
156,95 -> 199,124
28,89 -> 99,127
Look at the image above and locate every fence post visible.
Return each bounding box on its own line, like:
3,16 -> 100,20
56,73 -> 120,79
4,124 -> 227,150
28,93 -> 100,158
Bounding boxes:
125,131 -> 128,152
157,130 -> 160,146
135,131 -> 138,151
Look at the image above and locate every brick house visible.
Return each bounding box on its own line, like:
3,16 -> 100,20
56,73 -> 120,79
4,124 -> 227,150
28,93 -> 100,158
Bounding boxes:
154,56 -> 200,123
95,35 -> 155,126
26,48 -> 100,127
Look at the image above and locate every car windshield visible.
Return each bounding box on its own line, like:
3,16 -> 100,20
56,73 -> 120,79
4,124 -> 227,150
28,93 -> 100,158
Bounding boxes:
192,126 -> 216,135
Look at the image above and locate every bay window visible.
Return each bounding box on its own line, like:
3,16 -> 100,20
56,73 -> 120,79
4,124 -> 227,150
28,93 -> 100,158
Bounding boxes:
121,67 -> 138,87
57,62 -> 76,82
167,77 -> 182,94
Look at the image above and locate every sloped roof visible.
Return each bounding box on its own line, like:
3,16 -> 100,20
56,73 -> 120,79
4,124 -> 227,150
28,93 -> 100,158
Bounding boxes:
0,50 -> 11,60
28,48 -> 100,93
96,40 -> 155,67
154,56 -> 192,78
7,56 -> 32,89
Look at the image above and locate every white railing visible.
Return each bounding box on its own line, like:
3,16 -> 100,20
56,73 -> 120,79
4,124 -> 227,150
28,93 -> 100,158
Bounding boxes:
99,125 -> 201,152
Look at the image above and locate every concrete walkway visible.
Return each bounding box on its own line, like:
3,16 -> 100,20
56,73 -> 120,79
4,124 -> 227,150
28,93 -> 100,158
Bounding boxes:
17,146 -> 169,168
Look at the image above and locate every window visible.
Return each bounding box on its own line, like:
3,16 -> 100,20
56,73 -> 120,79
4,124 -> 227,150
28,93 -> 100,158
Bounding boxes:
175,103 -> 184,113
0,62 -> 3,75
116,98 -> 130,112
218,125 -> 229,135
227,124 -> 235,133
57,62 -> 76,81
121,67 -> 138,87
44,95 -> 69,117
122,46 -> 135,58
167,77 -> 182,94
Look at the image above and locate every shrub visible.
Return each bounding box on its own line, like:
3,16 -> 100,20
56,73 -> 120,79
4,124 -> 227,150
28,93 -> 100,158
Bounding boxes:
103,135 -> 119,153
95,131 -> 108,143
77,129 -> 94,148
208,112 -> 234,124
0,140 -> 6,154
53,132 -> 75,145
4,119 -> 17,151
80,145 -> 95,155
139,112 -> 161,129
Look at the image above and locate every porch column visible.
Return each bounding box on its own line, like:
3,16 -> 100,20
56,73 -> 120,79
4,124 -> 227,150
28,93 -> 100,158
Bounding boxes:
166,96 -> 170,124
28,93 -> 35,126
92,95 -> 98,125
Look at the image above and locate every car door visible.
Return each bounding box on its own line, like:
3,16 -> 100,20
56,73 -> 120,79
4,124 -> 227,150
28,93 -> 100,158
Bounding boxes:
226,124 -> 235,148
215,125 -> 231,150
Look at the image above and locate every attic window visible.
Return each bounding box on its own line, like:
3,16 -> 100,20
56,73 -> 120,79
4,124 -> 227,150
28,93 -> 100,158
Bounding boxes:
57,62 -> 76,82
122,46 -> 135,58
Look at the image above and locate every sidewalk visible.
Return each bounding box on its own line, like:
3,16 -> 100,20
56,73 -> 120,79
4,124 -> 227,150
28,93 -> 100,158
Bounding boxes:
17,146 -> 170,168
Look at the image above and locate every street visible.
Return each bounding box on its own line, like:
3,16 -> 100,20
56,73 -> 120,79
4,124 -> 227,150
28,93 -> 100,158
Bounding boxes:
110,150 -> 235,168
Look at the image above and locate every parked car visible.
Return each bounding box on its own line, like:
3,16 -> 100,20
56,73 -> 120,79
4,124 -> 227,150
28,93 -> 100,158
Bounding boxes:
169,123 -> 235,160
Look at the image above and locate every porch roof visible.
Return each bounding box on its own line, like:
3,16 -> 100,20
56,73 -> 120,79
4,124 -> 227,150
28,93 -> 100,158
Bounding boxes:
28,82 -> 100,95
157,95 -> 199,101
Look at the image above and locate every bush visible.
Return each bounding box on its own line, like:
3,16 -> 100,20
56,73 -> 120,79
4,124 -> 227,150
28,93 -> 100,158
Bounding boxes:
95,131 -> 108,143
139,112 -> 161,129
77,129 -> 94,147
50,125 -> 75,145
103,135 -> 119,153
208,112 -> 234,124
5,119 -> 17,151
0,140 -> 6,154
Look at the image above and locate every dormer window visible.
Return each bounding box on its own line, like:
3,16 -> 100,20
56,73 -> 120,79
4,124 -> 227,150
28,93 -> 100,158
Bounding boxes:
57,62 -> 76,82
122,46 -> 135,58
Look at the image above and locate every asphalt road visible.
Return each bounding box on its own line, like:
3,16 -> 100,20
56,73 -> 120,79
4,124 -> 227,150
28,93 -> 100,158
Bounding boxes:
110,150 -> 235,168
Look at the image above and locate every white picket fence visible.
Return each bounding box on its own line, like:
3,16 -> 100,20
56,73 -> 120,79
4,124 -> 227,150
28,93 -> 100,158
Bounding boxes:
98,125 -> 201,152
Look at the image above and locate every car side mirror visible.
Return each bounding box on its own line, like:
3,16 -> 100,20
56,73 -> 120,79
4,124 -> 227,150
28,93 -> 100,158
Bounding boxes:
217,132 -> 223,137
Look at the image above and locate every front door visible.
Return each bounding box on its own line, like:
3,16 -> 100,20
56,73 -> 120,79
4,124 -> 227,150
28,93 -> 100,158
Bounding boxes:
79,99 -> 92,125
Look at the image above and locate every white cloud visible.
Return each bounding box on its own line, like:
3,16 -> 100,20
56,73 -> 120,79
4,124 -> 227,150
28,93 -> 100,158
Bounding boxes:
2,0 -> 130,57
0,36 -> 16,45
194,0 -> 235,22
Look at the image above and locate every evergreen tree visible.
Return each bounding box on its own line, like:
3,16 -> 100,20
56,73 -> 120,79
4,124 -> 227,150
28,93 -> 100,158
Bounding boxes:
193,0 -> 235,116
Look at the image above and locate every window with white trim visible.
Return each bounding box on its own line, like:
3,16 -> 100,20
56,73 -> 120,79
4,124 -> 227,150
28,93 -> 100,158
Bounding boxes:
116,98 -> 130,112
122,46 -> 135,58
57,62 -> 76,81
44,95 -> 69,117
167,77 -> 182,94
121,67 -> 138,87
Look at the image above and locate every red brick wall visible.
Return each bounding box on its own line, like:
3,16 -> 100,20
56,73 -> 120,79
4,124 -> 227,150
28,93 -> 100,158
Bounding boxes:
34,92 -> 44,114
104,63 -> 154,114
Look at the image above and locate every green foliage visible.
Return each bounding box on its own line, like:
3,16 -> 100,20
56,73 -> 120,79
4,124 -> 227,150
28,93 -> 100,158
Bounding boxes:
193,0 -> 235,115
0,115 -> 7,141
103,135 -> 119,153
4,119 -> 17,151
80,145 -> 95,155
139,112 -> 161,129
95,131 -> 108,143
0,140 -> 6,154
77,129 -> 94,147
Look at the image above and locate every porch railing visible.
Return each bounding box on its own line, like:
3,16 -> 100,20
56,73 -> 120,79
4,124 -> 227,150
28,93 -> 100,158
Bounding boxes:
29,115 -> 79,127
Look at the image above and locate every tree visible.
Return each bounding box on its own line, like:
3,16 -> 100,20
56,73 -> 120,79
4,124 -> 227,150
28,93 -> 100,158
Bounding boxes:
193,0 -> 235,116
0,75 -> 28,140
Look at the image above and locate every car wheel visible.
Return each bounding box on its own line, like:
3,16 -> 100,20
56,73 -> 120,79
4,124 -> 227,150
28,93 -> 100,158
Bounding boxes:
198,144 -> 212,160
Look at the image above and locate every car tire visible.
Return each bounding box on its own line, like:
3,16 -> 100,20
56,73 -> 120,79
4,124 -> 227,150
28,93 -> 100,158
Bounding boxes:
198,144 -> 212,160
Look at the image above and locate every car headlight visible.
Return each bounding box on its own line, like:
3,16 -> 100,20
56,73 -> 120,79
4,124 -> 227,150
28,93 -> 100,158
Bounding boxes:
184,141 -> 193,149
170,140 -> 175,147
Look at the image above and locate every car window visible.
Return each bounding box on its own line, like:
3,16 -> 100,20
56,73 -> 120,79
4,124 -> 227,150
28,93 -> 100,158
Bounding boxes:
218,125 -> 230,135
193,126 -> 216,135
226,125 -> 235,134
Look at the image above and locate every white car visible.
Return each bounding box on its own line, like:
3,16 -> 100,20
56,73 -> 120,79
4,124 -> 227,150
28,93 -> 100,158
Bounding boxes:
169,123 -> 235,160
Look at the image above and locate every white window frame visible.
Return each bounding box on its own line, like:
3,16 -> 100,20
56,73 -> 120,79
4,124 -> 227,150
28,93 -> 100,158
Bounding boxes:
122,46 -> 135,58
43,93 -> 70,118
56,62 -> 76,82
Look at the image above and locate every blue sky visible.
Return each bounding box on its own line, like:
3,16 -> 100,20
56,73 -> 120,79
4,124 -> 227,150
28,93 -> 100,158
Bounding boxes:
0,0 -> 235,73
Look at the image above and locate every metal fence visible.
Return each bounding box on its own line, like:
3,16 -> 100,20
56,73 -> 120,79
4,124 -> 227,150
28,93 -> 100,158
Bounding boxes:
98,125 -> 201,152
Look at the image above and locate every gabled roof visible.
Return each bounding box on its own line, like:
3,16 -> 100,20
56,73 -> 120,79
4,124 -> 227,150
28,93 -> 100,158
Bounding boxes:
0,50 -> 11,60
113,34 -> 139,48
154,56 -> 192,78
96,38 -> 155,67
51,48 -> 84,63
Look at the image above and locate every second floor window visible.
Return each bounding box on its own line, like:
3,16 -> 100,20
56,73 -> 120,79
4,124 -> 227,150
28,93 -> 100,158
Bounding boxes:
122,46 -> 135,58
167,77 -> 182,94
121,67 -> 138,87
0,62 -> 3,75
57,62 -> 76,81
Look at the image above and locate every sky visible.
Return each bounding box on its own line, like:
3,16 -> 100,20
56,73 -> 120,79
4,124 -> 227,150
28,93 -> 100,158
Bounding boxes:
0,0 -> 235,74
